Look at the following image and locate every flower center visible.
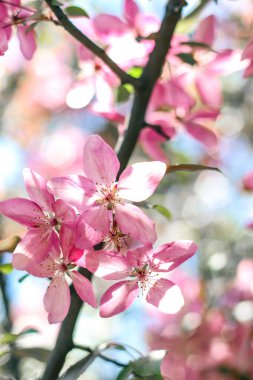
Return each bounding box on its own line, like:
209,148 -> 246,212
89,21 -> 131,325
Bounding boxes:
95,182 -> 121,210
131,264 -> 159,295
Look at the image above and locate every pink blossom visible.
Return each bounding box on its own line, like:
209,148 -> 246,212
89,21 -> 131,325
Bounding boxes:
0,1 -> 36,60
0,169 -> 75,271
24,226 -> 97,323
48,135 -> 166,248
84,240 -> 197,317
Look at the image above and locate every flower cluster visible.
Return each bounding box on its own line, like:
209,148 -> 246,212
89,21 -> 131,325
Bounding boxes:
147,261 -> 253,380
0,135 -> 197,323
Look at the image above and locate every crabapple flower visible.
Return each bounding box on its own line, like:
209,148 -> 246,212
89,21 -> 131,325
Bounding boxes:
22,226 -> 97,323
0,1 -> 37,59
0,169 -> 75,271
48,135 -> 166,248
84,240 -> 197,317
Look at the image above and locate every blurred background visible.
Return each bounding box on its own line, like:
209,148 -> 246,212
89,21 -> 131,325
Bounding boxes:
0,0 -> 253,379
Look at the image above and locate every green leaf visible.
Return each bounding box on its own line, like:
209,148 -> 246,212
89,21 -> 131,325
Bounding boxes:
0,236 -> 21,253
116,365 -> 133,380
166,164 -> 222,174
0,328 -> 38,346
128,66 -> 143,78
153,205 -> 172,220
176,53 -> 197,66
116,85 -> 132,103
0,333 -> 19,345
131,357 -> 162,377
65,6 -> 89,17
0,263 -> 13,275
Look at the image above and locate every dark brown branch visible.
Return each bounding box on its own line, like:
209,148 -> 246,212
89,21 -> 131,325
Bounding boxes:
41,268 -> 92,380
116,0 -> 186,176
41,1 -> 185,379
44,0 -> 138,86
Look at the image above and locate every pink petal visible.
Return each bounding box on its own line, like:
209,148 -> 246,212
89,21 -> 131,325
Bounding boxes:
140,128 -> 168,162
52,199 -> 76,229
85,251 -> 131,279
75,206 -> 110,249
146,278 -> 184,313
17,26 -> 36,60
152,240 -> 198,272
186,109 -> 219,122
12,229 -> 58,272
243,170 -> 253,191
100,280 -> 139,318
25,254 -> 60,278
44,275 -> 71,324
0,28 -> 8,56
70,270 -> 97,308
194,15 -> 216,46
93,14 -> 128,41
83,135 -> 119,185
59,225 -> 75,262
23,168 -> 54,211
195,70 -> 222,109
48,175 -> 94,210
126,245 -> 153,267
68,247 -> 84,263
0,198 -> 45,227
241,39 -> 253,60
185,121 -> 218,149
244,61 -> 253,78
115,203 -> 157,245
118,161 -> 166,202
124,0 -> 139,28
161,352 -> 171,380
79,45 -> 95,61
164,79 -> 195,110
66,78 -> 95,109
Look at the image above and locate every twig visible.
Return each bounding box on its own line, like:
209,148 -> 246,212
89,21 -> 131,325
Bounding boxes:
144,122 -> 171,140
44,0 -> 138,87
73,343 -> 128,367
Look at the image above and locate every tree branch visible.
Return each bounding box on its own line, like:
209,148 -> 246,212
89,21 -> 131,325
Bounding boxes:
116,0 -> 186,175
44,0 -> 138,87
41,1 -> 185,379
41,268 -> 92,380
